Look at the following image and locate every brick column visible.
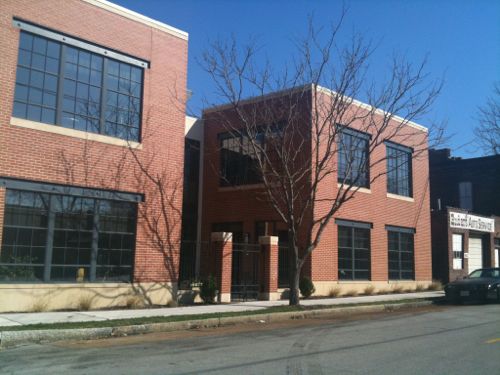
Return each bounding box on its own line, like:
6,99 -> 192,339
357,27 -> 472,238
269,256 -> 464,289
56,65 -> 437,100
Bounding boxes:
211,232 -> 233,303
259,235 -> 280,301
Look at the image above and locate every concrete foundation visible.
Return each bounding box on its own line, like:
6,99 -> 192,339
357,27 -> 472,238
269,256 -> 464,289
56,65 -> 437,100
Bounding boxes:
0,282 -> 177,313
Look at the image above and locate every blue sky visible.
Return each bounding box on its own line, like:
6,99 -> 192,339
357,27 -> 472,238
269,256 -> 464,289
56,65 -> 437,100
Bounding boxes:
115,0 -> 499,157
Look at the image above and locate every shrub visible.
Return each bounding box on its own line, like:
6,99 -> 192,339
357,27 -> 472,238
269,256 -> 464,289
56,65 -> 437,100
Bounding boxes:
167,300 -> 178,308
125,295 -> 144,309
415,283 -> 426,292
404,286 -> 415,293
328,286 -> 341,298
392,285 -> 404,294
200,275 -> 218,303
29,299 -> 49,312
364,285 -> 376,295
343,289 -> 358,297
377,289 -> 390,295
427,280 -> 443,291
299,277 -> 316,298
76,295 -> 93,311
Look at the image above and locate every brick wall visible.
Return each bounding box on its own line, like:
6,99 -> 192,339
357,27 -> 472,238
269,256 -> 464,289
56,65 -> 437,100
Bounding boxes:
0,0 -> 188,283
201,87 -> 432,285
311,90 -> 432,283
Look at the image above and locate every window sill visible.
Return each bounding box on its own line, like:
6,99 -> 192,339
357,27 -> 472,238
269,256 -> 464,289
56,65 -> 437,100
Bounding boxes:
10,117 -> 143,149
337,183 -> 371,194
218,183 -> 266,192
386,193 -> 414,202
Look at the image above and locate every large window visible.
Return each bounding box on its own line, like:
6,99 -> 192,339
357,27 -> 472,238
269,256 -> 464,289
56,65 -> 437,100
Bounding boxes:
337,221 -> 371,280
338,128 -> 370,188
220,132 -> 263,186
0,188 -> 137,283
452,234 -> 463,270
387,227 -> 415,280
386,142 -> 412,197
13,29 -> 144,142
458,182 -> 473,210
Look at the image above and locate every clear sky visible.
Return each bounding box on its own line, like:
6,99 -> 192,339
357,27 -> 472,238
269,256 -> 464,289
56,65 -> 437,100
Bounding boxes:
114,0 -> 499,157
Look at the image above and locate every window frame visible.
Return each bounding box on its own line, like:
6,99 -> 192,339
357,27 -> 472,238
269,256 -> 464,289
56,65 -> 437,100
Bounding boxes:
385,141 -> 413,197
458,181 -> 473,210
336,219 -> 372,281
386,225 -> 415,280
337,127 -> 370,188
12,19 -> 147,143
0,179 -> 141,283
452,233 -> 464,270
219,131 -> 264,187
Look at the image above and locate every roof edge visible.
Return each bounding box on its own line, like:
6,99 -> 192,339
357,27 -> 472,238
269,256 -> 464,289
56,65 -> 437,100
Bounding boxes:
316,85 -> 428,133
82,0 -> 188,41
203,84 -> 428,133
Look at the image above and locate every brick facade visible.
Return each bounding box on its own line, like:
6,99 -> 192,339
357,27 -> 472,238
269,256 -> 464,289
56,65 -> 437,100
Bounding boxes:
201,87 -> 433,295
0,0 -> 187,292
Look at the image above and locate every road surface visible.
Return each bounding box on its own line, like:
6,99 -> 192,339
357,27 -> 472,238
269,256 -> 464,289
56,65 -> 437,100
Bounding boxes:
1,303 -> 499,374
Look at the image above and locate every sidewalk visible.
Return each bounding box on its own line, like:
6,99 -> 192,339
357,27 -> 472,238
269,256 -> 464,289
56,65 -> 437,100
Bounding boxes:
0,291 -> 443,328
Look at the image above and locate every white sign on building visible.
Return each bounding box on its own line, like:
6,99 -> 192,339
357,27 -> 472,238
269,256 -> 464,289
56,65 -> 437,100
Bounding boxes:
449,212 -> 495,233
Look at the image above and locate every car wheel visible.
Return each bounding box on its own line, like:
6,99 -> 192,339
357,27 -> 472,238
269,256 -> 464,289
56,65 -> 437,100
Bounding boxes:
497,288 -> 500,304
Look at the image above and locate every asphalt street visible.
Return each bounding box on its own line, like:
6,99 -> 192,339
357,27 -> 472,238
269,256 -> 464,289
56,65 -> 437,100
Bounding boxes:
1,303 -> 499,375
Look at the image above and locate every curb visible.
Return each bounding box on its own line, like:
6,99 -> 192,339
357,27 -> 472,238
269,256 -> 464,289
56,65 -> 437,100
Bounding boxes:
0,300 -> 434,349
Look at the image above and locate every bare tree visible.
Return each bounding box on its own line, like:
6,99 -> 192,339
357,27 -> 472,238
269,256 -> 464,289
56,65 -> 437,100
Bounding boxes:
54,92 -> 186,307
201,13 -> 444,305
475,82 -> 500,155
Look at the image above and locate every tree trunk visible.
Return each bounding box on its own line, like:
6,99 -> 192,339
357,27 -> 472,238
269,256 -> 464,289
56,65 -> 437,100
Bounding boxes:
288,240 -> 301,305
289,266 -> 301,305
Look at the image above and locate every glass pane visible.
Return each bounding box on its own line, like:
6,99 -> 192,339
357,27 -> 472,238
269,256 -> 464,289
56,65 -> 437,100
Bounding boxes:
14,84 -> 29,101
32,36 -> 47,54
43,74 -> 58,93
30,70 -> 44,88
19,32 -> 33,51
16,67 -> 30,85
12,102 -> 27,118
46,57 -> 59,74
27,105 -> 41,121
41,108 -> 56,124
18,49 -> 31,66
46,41 -> 60,58
66,47 -> 78,64
31,53 -> 45,70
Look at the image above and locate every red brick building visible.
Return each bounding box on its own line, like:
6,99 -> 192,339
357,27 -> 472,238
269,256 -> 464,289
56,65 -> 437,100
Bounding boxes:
201,86 -> 433,299
0,0 -> 188,311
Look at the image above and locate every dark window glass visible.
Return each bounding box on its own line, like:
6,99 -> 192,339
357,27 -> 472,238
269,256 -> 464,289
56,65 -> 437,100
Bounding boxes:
388,231 -> 414,280
14,32 -> 60,124
338,225 -> 371,280
1,189 -> 137,283
220,132 -> 263,186
386,144 -> 412,197
338,130 -> 369,188
104,60 -> 142,141
13,31 -> 143,142
0,191 -> 49,282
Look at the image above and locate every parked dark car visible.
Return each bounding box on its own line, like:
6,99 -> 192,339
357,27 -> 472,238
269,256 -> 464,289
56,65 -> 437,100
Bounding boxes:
444,268 -> 500,303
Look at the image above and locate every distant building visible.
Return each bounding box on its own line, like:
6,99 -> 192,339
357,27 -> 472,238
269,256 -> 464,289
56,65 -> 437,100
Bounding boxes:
429,149 -> 500,283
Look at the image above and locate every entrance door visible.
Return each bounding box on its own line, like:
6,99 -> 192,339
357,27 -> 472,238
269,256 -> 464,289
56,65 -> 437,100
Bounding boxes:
468,237 -> 483,273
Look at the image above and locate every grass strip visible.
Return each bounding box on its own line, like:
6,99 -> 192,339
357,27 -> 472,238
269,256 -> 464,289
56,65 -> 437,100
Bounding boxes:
0,298 -> 440,332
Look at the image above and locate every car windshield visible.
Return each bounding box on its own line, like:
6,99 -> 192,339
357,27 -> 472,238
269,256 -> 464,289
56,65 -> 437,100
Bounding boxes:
468,269 -> 500,279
